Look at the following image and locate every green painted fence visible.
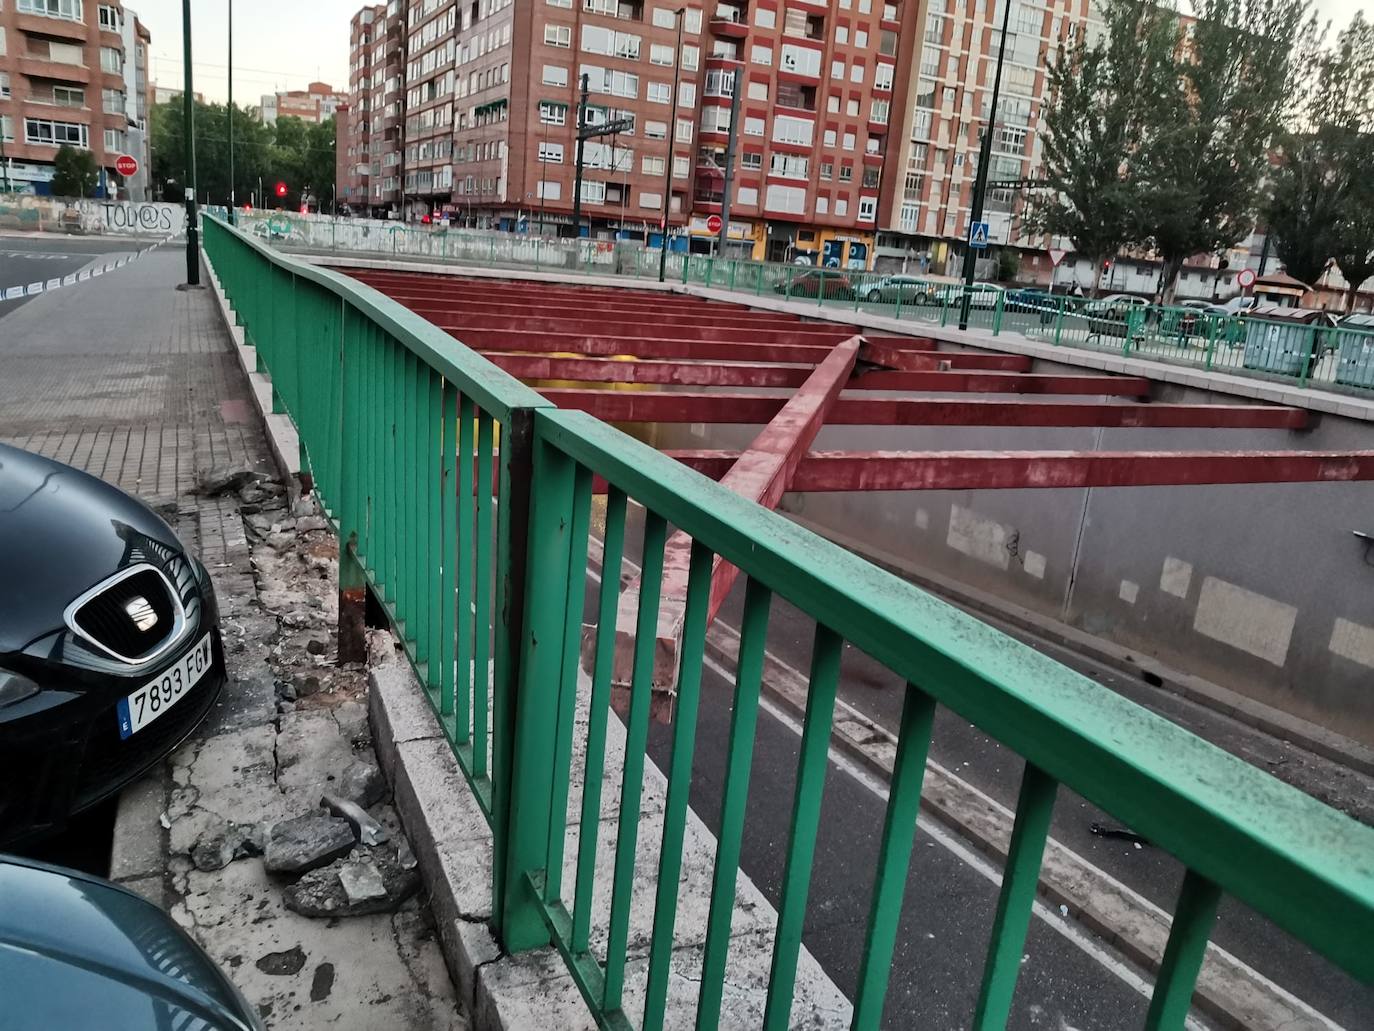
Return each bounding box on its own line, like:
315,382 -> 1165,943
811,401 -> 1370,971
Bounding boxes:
203,214 -> 1374,1030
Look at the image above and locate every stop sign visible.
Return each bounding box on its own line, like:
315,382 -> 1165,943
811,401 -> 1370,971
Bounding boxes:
705,214 -> 723,234
114,153 -> 139,178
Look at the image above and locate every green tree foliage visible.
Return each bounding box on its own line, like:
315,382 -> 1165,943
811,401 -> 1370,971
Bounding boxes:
150,99 -> 335,210
1135,0 -> 1320,302
1325,14 -> 1374,308
50,145 -> 99,198
1034,0 -> 1175,294
1265,127 -> 1350,286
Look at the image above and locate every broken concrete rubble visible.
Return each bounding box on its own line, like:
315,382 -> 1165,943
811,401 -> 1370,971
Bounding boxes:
282,846 -> 421,918
264,814 -> 357,876
340,759 -> 387,809
321,792 -> 389,846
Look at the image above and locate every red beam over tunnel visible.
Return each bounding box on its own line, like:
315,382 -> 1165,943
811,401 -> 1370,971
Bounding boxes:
655,449 -> 1374,490
541,390 -> 1308,429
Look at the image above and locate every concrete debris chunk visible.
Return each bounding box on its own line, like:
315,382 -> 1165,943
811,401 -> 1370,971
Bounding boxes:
195,467 -> 263,496
282,848 -> 420,918
339,760 -> 387,809
264,814 -> 356,875
338,859 -> 388,905
321,792 -> 389,846
190,820 -> 263,871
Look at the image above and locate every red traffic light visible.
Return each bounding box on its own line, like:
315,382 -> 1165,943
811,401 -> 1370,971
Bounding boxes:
275,181 -> 288,197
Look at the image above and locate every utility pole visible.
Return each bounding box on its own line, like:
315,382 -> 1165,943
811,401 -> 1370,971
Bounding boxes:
572,73 -> 589,239
227,0 -> 235,223
958,0 -> 1011,329
658,8 -> 685,283
715,72 -> 742,257
181,0 -> 200,286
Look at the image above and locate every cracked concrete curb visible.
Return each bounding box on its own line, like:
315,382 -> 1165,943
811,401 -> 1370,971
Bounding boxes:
702,626 -> 1342,1031
203,250 -> 304,499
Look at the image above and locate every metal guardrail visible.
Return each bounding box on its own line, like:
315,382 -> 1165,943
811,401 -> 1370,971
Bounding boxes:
203,214 -> 1374,1030
240,211 -> 1374,400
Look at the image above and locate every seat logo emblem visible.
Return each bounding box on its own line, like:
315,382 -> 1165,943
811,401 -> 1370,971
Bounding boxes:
126,597 -> 159,632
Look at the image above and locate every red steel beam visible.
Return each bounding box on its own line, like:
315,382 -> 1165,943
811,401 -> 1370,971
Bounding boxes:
614,336 -> 863,720
430,316 -> 850,346
458,330 -> 840,364
540,390 -> 1309,429
484,353 -> 1150,395
657,449 -> 1374,490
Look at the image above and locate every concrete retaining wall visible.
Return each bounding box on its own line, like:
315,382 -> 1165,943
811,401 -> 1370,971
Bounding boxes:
0,194 -> 188,236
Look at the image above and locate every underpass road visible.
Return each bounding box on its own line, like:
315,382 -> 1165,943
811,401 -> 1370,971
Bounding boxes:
596,506 -> 1370,1028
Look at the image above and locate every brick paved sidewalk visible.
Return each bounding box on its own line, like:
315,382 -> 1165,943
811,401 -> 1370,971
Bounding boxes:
0,248 -> 466,1029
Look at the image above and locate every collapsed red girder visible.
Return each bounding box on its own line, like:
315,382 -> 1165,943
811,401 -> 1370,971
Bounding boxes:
655,449 -> 1374,490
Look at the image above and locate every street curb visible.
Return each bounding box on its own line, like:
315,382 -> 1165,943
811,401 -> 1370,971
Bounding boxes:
702,627 -> 1342,1031
201,249 -> 305,500
784,513 -> 1374,777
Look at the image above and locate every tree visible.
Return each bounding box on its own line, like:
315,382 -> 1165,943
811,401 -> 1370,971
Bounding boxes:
1332,139 -> 1374,310
1325,14 -> 1374,310
1033,0 -> 1174,294
50,145 -> 98,198
995,247 -> 1020,282
1136,0 -> 1321,302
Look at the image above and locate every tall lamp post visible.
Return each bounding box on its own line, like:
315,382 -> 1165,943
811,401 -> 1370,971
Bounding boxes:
958,0 -> 1012,329
181,0 -> 199,286
657,7 -> 685,283
227,0 -> 235,223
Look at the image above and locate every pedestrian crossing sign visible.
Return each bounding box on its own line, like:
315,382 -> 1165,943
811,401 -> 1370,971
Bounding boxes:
969,221 -> 990,249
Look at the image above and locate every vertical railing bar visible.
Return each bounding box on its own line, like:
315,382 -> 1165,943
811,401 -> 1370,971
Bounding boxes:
571,487 -> 629,953
850,683 -> 938,1031
694,575 -> 772,1031
601,511 -> 669,1014
970,762 -> 1059,1030
642,539 -> 714,1031
543,464 -> 594,905
474,411 -> 495,779
439,381 -> 458,722
410,353 -> 425,661
1143,870 -> 1223,1031
761,623 -> 843,1031
455,395 -> 476,747
427,366 -> 443,695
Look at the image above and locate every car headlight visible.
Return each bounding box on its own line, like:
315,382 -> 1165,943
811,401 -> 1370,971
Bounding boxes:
0,669 -> 40,709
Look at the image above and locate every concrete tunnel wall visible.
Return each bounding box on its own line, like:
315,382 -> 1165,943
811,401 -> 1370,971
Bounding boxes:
652,369 -> 1374,747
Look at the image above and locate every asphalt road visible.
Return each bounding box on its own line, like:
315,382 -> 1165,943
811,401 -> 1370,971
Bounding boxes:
0,236 -> 138,320
589,507 -> 1371,1029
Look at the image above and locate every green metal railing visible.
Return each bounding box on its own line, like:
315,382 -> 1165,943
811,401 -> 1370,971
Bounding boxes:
203,214 -> 1374,1030
243,211 -> 1374,400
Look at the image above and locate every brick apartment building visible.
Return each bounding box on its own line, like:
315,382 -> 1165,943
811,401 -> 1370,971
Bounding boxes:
0,0 -> 151,197
259,80 -> 346,125
339,3 -> 403,216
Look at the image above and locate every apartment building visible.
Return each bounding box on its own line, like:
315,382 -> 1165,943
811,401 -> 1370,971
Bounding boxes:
0,0 -> 148,196
259,81 -> 346,125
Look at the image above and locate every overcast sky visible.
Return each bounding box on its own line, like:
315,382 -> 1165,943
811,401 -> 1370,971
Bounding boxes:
132,0 -> 1370,106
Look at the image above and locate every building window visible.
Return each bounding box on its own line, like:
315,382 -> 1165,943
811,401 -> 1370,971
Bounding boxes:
750,44 -> 772,66
543,64 -> 569,86
548,0 -> 573,7
769,153 -> 808,179
681,45 -> 699,69
704,69 -> 734,97
816,196 -> 829,214
580,179 -> 606,204
741,151 -> 762,170
0,116 -> 13,142
835,26 -> 848,44
539,141 -> 564,162
644,119 -> 667,139
100,47 -> 123,73
0,73 -> 9,100
737,185 -> 758,205
772,116 -> 814,146
98,3 -> 120,29
700,106 -> 731,133
53,85 -> 84,107
545,24 -> 572,47
684,8 -> 701,32
820,161 -> 833,180
835,197 -> 849,216
862,167 -> 880,188
642,155 -> 665,176
647,82 -> 670,103
103,128 -> 125,151
25,118 -> 89,148
744,116 -> 764,137
537,180 -> 562,200
755,7 -> 776,28
764,183 -> 806,214
871,99 -> 890,123
874,64 -> 894,91
652,7 -> 676,27
103,87 -> 124,113
846,98 -> 859,116
842,132 -> 856,151
18,0 -> 84,20
650,43 -> 674,66
839,164 -> 853,181
640,191 -> 661,208
676,118 -> 693,142
673,154 -> 689,178
539,101 -> 568,125
747,80 -> 767,101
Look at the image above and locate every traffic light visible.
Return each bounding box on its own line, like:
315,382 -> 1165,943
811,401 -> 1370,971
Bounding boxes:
275,181 -> 288,198
1102,258 -> 1113,275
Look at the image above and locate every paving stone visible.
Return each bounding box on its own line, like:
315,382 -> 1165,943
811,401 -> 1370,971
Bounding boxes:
264,814 -> 357,876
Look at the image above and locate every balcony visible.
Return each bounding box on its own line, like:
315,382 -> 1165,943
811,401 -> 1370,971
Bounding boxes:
17,55 -> 91,85
709,4 -> 750,40
15,11 -> 88,41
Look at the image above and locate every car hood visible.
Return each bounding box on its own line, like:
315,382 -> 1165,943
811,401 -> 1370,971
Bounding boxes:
0,856 -> 259,1031
0,443 -> 183,653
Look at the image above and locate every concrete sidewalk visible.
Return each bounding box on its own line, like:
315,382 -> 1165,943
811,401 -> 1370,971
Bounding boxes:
0,248 -> 466,1030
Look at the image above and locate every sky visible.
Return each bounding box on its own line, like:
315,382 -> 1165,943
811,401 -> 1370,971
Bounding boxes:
132,0 -> 1369,106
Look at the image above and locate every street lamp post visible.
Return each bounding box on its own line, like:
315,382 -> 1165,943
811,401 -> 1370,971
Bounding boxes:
958,0 -> 1012,329
658,7 -> 685,283
227,0 -> 235,224
181,0 -> 200,286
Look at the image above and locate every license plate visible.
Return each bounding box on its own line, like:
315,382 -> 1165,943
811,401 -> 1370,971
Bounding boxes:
116,632 -> 214,739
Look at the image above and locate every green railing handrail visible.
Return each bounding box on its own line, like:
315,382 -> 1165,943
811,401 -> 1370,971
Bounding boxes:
203,213 -> 1374,1031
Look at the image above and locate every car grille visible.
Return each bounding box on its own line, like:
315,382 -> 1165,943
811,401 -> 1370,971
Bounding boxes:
71,567 -> 181,663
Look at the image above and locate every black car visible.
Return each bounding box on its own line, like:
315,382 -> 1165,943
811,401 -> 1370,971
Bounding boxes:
0,854 -> 263,1029
0,444 -> 225,846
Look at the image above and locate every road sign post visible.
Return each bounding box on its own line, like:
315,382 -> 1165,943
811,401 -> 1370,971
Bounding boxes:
969,222 -> 990,250
114,154 -> 139,179
705,214 -> 723,235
